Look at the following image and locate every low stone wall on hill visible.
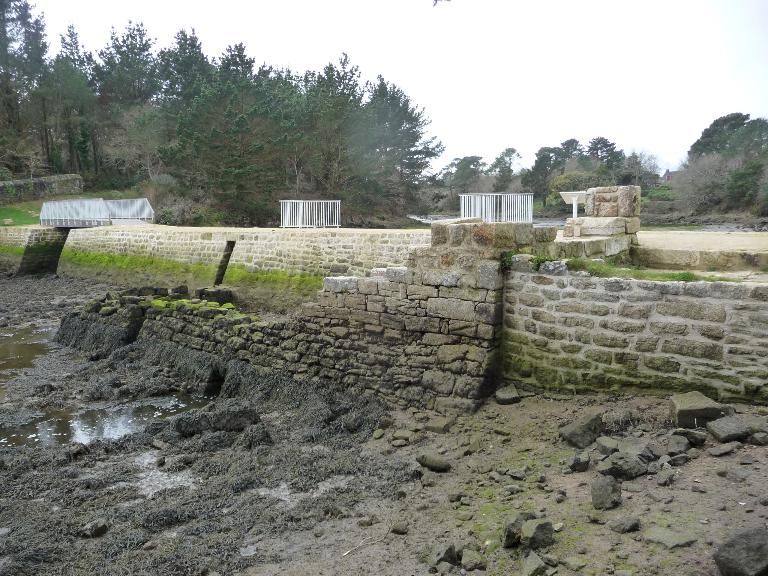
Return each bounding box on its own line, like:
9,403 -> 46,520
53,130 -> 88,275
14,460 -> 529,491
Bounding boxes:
502,256 -> 768,402
0,174 -> 83,205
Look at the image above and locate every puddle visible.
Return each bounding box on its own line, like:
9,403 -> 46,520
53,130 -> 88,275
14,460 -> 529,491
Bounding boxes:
0,326 -> 51,393
0,394 -> 210,447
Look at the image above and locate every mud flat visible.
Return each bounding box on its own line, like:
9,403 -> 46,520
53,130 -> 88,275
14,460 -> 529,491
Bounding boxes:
1,277 -> 768,575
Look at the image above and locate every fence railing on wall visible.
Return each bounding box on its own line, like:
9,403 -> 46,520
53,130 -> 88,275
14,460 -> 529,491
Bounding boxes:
280,200 -> 341,228
459,193 -> 534,223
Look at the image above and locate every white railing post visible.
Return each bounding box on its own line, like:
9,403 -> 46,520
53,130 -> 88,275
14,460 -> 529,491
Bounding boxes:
458,193 -> 533,223
280,200 -> 341,228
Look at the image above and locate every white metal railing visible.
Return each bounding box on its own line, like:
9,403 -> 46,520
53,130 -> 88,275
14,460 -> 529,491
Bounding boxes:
279,200 -> 341,228
459,193 -> 533,223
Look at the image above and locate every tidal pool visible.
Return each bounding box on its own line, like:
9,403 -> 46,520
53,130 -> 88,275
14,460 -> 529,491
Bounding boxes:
0,325 -> 51,388
0,394 -> 210,447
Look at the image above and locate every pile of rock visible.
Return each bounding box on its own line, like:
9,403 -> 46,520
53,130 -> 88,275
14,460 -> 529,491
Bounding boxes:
558,391 -> 768,573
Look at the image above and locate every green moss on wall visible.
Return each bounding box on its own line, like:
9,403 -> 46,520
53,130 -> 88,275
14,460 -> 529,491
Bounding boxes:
0,244 -> 24,256
59,248 -> 218,286
223,264 -> 323,292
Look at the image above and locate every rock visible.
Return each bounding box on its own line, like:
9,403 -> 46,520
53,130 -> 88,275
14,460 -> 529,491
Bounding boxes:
372,428 -> 384,439
687,447 -> 701,459
391,439 -> 407,447
666,435 -> 691,456
708,415 -> 765,443
392,429 -> 414,442
79,518 -> 109,538
708,441 -> 743,457
495,384 -> 521,405
670,454 -> 689,466
592,475 -> 622,510
596,436 -> 619,455
430,543 -> 459,567
417,453 -> 451,473
617,438 -> 656,463
750,432 -> 768,446
559,412 -> 603,449
714,527 -> 768,576
609,516 -> 641,534
563,556 -> 588,571
597,452 -> 648,480
391,521 -> 409,535
522,551 -> 548,576
656,469 -> 676,487
644,526 -> 697,549
521,519 -> 555,549
503,511 -> 536,548
670,391 -> 728,428
461,549 -> 487,571
425,417 -> 454,434
674,428 -> 709,447
569,451 -> 590,472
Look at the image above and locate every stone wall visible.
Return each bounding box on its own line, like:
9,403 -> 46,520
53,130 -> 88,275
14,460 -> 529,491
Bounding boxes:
60,224 -> 431,279
502,257 -> 768,402
0,225 -> 69,273
0,174 -> 83,206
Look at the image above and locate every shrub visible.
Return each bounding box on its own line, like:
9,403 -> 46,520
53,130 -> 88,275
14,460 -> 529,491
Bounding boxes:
0,166 -> 12,181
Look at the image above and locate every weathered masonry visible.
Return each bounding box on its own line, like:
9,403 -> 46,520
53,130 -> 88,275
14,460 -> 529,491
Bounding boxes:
502,257 -> 768,402
0,225 -> 69,274
0,174 -> 83,206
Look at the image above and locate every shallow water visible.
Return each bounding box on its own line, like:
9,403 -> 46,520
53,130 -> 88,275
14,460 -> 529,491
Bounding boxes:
0,394 -> 210,447
0,326 -> 51,389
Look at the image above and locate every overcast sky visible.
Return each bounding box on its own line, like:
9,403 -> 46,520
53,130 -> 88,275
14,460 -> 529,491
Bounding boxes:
34,0 -> 768,172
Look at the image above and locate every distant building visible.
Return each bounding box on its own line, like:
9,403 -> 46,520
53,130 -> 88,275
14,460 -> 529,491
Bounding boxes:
662,169 -> 680,182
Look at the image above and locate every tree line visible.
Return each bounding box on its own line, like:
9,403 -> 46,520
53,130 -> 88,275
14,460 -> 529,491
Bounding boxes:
1,1 -> 766,224
0,1 -> 443,224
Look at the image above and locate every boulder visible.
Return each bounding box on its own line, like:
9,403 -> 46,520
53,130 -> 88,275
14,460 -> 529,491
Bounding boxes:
521,551 -> 548,576
79,518 -> 109,538
425,417 -> 454,434
666,434 -> 691,456
597,452 -> 648,480
520,519 -> 555,549
503,511 -> 536,548
669,391 -> 728,428
559,412 -> 603,448
430,543 -> 459,567
673,428 -> 708,447
461,549 -> 487,571
609,516 -> 640,534
569,451 -> 590,472
596,436 -> 619,455
416,453 -> 451,473
591,475 -> 622,510
714,527 -> 768,576
708,441 -> 743,457
495,384 -> 521,405
708,415 -> 767,443
644,526 -> 697,549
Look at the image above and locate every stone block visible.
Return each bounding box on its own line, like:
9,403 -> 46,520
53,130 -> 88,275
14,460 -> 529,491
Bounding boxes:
431,221 -> 449,246
357,278 -> 379,295
323,276 -> 358,293
669,391 -> 728,428
625,217 -> 641,234
576,217 -> 627,237
617,185 -> 641,217
422,370 -> 455,395
656,301 -> 726,323
476,261 -> 502,289
661,338 -> 723,360
426,298 -> 477,322
596,202 -> 619,217
714,527 -> 768,576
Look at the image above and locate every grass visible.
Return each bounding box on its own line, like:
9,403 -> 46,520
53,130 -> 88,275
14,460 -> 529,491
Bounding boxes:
566,257 -> 740,282
0,190 -> 138,226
